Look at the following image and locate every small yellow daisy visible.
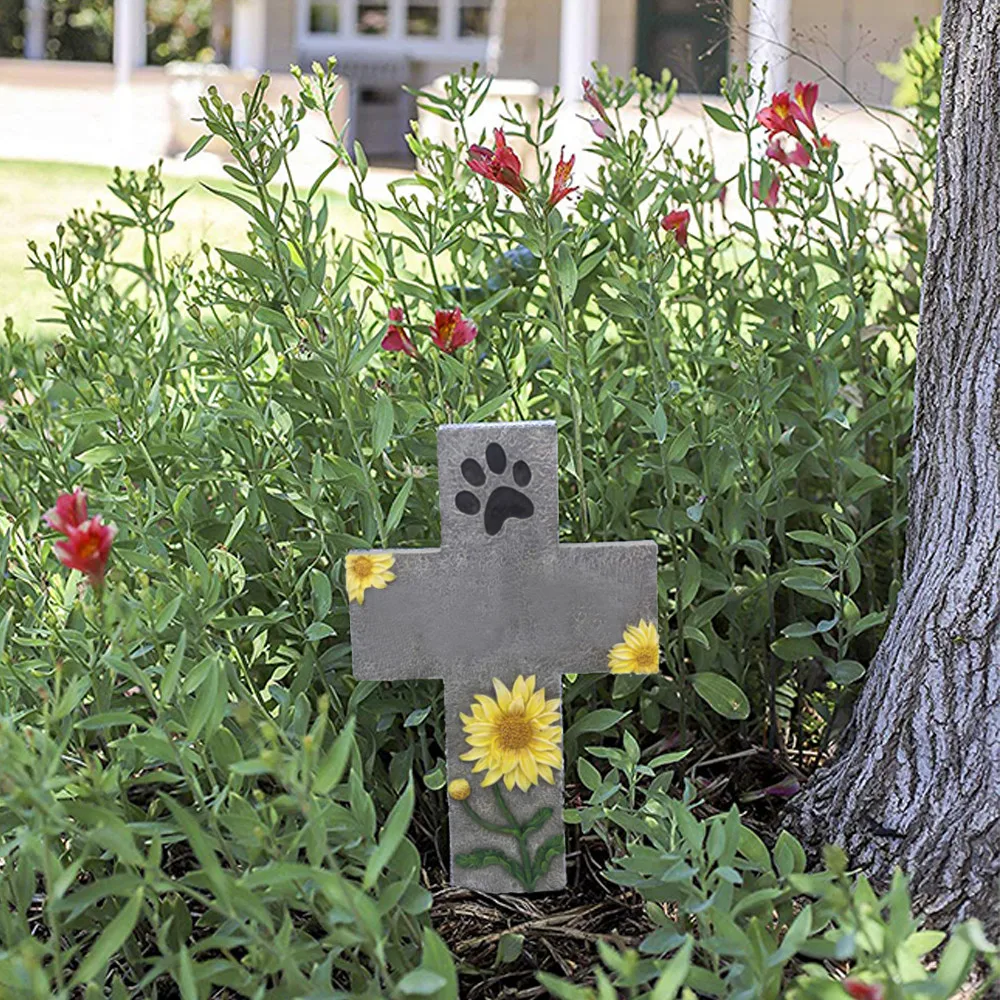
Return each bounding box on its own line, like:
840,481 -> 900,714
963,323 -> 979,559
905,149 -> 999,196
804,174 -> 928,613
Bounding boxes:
345,551 -> 395,605
448,779 -> 471,801
608,619 -> 660,674
459,675 -> 563,792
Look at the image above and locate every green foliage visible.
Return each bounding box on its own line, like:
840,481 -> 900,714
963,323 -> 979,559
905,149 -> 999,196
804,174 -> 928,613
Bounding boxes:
549,742 -> 1000,998
0,0 -> 213,62
0,35 -> 951,996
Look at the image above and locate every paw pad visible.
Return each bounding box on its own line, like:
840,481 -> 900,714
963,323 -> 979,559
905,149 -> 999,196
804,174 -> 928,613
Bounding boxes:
455,443 -> 534,536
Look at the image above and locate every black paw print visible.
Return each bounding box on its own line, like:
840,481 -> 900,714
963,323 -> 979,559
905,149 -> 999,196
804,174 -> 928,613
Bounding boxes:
455,442 -> 534,536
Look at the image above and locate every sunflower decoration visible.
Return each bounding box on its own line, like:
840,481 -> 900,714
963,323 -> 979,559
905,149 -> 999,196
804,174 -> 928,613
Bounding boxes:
608,619 -> 660,674
345,551 -> 396,605
460,674 -> 562,792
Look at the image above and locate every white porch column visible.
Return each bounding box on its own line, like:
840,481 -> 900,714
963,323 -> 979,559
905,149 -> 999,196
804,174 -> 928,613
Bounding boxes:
231,0 -> 267,70
748,0 -> 791,94
24,0 -> 47,59
114,0 -> 147,86
558,0 -> 599,102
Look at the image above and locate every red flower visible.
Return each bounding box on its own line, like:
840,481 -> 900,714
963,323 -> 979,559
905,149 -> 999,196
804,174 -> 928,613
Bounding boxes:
818,133 -> 834,150
468,129 -> 527,197
430,308 -> 477,354
753,176 -> 781,208
55,515 -> 116,587
791,81 -> 819,134
660,209 -> 690,248
381,306 -> 417,358
766,138 -> 811,169
582,78 -> 615,138
756,92 -> 800,139
548,148 -> 578,208
842,979 -> 884,1000
44,487 -> 88,535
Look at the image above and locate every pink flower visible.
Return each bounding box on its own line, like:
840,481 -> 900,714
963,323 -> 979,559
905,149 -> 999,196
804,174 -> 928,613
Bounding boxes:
429,308 -> 477,354
468,129 -> 527,197
752,176 -> 781,208
791,81 -> 819,134
548,148 -> 579,208
766,138 -> 811,169
756,92 -> 801,139
660,209 -> 690,248
44,487 -> 88,535
762,779 -> 801,798
582,78 -> 615,138
842,980 -> 884,1000
381,306 -> 417,358
54,516 -> 116,587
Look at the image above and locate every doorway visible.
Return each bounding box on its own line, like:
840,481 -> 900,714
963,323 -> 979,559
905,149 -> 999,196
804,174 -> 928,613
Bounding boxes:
635,0 -> 730,94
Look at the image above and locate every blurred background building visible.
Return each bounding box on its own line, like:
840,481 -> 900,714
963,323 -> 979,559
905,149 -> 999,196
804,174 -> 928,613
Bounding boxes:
0,0 -> 940,166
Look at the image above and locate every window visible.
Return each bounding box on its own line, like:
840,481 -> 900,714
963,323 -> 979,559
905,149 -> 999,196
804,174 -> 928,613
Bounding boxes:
357,2 -> 390,34
407,4 -> 440,36
309,1 -> 340,33
459,0 -> 490,37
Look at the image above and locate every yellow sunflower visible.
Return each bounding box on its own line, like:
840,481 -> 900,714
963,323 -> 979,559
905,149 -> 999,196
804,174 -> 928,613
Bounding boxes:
608,619 -> 660,674
345,552 -> 395,604
459,675 -> 562,792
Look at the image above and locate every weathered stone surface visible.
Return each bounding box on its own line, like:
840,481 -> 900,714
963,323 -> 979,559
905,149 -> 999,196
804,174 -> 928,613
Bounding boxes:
348,420 -> 657,893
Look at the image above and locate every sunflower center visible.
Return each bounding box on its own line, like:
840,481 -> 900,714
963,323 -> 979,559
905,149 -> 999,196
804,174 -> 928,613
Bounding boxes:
495,713 -> 534,751
634,646 -> 657,670
352,556 -> 373,580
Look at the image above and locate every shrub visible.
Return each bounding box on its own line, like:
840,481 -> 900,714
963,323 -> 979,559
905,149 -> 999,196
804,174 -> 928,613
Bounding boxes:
0,26 -> 956,997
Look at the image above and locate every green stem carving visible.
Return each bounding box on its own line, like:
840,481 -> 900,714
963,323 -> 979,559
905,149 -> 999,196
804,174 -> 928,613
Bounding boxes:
455,785 -> 564,892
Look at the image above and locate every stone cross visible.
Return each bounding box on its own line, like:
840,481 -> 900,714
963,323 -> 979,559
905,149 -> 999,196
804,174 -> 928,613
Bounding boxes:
348,420 -> 657,893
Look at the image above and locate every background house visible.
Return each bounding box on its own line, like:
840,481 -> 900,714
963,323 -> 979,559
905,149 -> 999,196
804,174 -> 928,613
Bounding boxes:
2,0 -> 940,165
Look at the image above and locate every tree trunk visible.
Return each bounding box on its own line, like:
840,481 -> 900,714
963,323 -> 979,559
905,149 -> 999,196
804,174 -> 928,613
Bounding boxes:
788,0 -> 1000,931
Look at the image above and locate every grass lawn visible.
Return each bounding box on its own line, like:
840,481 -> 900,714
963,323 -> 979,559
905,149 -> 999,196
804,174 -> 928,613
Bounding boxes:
0,159 -> 353,336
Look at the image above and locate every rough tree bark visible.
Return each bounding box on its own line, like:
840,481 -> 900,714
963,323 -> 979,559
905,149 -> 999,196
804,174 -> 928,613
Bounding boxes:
789,0 -> 1000,931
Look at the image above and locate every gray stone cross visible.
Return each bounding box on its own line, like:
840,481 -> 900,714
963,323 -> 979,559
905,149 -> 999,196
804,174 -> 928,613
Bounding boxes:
348,420 -> 657,893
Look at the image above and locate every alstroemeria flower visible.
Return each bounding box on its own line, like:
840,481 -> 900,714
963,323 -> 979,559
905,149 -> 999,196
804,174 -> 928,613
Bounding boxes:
762,778 -> 801,798
430,308 -> 477,354
381,306 -> 417,357
54,516 -> 116,587
756,91 -> 801,139
582,78 -> 615,138
44,487 -> 88,535
660,209 -> 690,248
548,148 -> 578,208
766,138 -> 811,169
818,133 -> 834,150
753,176 -> 781,208
842,980 -> 884,1000
791,81 -> 819,134
468,129 -> 527,197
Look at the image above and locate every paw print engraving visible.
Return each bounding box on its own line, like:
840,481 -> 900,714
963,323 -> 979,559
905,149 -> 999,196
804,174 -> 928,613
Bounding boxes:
455,442 -> 534,536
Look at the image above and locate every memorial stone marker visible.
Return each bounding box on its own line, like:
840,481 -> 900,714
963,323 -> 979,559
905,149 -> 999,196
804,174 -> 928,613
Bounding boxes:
347,420 -> 659,893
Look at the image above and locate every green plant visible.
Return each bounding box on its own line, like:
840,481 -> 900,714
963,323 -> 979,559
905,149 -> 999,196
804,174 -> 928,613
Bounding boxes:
546,739 -> 1000,999
0,33 -> 943,994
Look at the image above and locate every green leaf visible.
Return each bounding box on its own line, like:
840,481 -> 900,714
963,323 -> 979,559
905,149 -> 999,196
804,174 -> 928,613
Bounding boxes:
363,774 -> 414,889
690,673 -> 750,719
218,248 -> 279,285
522,806 -> 553,835
313,717 -> 356,794
396,970 -> 447,996
496,931 -> 525,965
184,133 -> 212,160
71,888 -> 144,986
702,104 -> 741,131
455,848 -> 521,881
651,937 -> 694,999
372,394 -> 394,453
